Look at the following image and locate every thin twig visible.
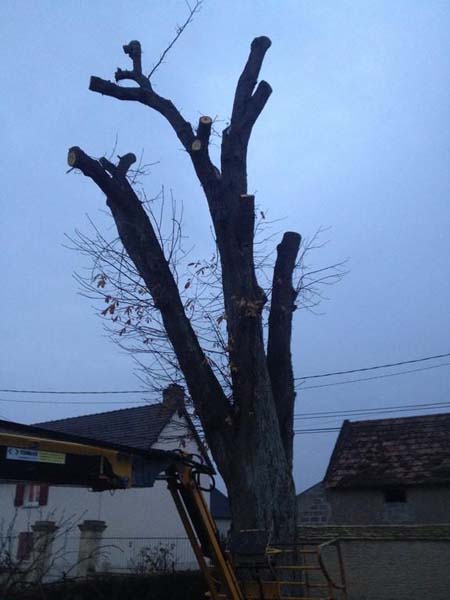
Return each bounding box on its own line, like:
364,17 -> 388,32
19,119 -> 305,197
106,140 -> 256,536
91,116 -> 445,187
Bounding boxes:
148,0 -> 203,79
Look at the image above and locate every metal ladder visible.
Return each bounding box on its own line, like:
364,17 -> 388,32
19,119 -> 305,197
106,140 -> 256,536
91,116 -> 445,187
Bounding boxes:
228,540 -> 348,600
269,540 -> 348,600
166,461 -> 347,600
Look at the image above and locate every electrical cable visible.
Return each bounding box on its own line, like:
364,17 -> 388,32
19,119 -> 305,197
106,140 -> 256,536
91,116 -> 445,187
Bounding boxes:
1,352 -> 448,395
294,420 -> 450,436
0,363 -> 448,406
294,351 -> 450,380
295,362 -> 450,391
294,400 -> 450,420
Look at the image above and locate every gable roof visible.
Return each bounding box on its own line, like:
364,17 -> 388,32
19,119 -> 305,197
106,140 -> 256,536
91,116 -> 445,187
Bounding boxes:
35,403 -> 179,451
325,412 -> 450,488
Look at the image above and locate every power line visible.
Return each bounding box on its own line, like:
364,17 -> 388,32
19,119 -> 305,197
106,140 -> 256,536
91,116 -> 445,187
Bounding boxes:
294,421 -> 450,436
1,361 -> 448,398
0,353 -> 448,399
2,397 -> 450,429
295,362 -> 450,391
294,427 -> 341,434
1,351 -> 448,396
0,388 -> 149,395
293,400 -> 450,420
0,402 -> 447,436
294,352 -> 450,381
0,397 -> 147,405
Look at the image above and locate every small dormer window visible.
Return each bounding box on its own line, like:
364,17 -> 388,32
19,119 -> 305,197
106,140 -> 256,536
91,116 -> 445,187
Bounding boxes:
384,487 -> 407,503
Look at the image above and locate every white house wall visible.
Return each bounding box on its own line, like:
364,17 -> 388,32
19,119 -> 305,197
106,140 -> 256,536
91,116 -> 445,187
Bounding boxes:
0,413 -> 209,574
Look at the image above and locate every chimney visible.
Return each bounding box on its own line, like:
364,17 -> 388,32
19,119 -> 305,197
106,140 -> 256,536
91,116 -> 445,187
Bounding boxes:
162,384 -> 185,415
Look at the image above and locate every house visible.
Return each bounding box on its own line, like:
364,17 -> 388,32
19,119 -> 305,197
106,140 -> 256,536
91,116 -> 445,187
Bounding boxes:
296,413 -> 450,600
0,385 -> 214,578
298,412 -> 450,525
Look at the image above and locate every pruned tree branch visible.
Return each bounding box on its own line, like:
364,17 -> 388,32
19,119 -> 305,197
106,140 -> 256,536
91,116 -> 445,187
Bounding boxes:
90,41 -> 222,204
122,40 -> 145,81
89,75 -> 195,151
117,152 -> 137,177
220,36 -> 272,198
231,36 -> 272,128
68,147 -> 116,197
267,231 -> 301,468
67,147 -> 233,470
245,80 -> 272,129
192,116 -> 213,152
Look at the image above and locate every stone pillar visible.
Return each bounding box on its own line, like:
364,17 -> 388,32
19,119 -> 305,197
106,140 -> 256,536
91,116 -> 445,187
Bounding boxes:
31,520 -> 58,582
77,520 -> 107,577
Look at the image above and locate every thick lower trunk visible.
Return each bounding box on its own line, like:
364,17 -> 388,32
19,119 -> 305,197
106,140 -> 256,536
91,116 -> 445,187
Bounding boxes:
224,430 -> 297,550
223,442 -> 298,598
227,470 -> 297,547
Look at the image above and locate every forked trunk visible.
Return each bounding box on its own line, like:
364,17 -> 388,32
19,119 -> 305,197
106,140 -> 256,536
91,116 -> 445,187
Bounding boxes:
68,35 -> 302,573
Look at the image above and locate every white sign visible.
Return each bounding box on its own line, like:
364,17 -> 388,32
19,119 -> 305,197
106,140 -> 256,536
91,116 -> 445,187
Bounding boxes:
6,446 -> 66,465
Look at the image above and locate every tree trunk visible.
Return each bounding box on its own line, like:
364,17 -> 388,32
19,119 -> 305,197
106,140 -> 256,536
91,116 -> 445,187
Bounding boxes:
227,442 -> 297,544
69,34 -> 300,554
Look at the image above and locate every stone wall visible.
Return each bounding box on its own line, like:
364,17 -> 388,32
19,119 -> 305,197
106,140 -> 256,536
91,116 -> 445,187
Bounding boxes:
298,525 -> 450,600
297,483 -> 450,525
297,482 -> 331,525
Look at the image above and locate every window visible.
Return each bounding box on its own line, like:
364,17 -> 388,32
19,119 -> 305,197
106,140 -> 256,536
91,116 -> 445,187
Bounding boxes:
384,487 -> 407,503
17,532 -> 33,561
14,484 -> 49,507
24,484 -> 40,507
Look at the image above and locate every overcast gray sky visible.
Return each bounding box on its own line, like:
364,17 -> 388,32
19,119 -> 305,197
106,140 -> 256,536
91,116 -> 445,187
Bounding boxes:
1,1 -> 449,491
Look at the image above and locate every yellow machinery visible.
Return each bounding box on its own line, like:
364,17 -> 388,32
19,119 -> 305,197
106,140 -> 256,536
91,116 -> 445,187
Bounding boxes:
0,419 -> 347,599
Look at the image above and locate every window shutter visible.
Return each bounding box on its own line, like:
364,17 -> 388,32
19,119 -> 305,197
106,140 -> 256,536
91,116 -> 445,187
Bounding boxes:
39,484 -> 49,506
14,484 -> 25,507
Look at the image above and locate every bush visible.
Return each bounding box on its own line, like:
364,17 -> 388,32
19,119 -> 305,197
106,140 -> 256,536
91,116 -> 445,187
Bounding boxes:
130,542 -> 176,574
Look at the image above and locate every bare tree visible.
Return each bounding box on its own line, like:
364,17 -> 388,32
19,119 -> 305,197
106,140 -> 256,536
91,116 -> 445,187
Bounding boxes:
69,201 -> 342,402
0,511 -> 84,596
67,25 -> 343,550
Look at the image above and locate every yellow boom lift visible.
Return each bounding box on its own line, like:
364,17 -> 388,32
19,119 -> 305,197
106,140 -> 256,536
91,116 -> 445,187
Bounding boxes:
0,419 -> 347,600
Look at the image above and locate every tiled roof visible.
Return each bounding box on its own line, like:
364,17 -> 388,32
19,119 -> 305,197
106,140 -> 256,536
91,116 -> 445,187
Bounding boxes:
325,412 -> 450,488
35,403 -> 178,451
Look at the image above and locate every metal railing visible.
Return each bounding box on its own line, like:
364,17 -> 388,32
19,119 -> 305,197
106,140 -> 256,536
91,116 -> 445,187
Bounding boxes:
95,536 -> 198,573
317,539 -> 348,600
1,535 -> 198,581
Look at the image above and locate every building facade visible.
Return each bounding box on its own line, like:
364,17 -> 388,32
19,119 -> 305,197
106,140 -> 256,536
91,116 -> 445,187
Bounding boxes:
0,386 -> 210,580
296,412 -> 450,600
298,412 -> 450,526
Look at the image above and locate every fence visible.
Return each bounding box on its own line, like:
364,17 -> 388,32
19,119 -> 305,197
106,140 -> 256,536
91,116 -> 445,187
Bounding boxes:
93,536 -> 198,573
1,534 -> 197,582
